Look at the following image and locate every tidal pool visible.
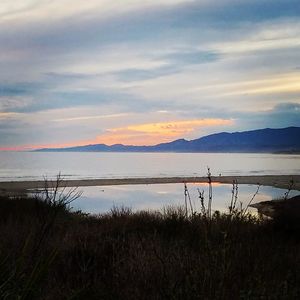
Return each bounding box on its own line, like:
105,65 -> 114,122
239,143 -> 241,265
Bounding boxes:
69,183 -> 299,215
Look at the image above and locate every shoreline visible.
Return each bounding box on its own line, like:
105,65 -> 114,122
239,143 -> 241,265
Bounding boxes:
0,175 -> 299,193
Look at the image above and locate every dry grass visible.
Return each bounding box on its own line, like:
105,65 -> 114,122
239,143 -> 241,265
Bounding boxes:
0,193 -> 300,299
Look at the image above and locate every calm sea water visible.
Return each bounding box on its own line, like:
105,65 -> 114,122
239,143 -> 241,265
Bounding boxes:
71,183 -> 299,214
0,152 -> 299,181
1,152 -> 299,213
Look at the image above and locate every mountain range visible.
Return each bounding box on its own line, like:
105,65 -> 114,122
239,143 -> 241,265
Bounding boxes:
36,127 -> 300,153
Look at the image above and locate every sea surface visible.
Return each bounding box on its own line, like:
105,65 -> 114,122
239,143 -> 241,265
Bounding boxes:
0,152 -> 299,182
1,152 -> 299,214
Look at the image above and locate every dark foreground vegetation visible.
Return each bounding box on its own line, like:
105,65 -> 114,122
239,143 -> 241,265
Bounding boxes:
1,193 -> 300,300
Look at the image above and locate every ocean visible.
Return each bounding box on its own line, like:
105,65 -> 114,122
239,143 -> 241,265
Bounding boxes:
0,152 -> 299,181
1,152 -> 299,213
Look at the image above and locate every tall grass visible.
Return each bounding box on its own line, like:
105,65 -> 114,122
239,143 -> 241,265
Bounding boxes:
0,189 -> 300,299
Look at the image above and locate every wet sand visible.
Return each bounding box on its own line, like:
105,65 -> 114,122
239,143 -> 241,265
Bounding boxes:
0,175 -> 299,193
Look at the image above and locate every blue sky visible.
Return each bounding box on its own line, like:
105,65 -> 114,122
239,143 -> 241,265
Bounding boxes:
0,0 -> 300,149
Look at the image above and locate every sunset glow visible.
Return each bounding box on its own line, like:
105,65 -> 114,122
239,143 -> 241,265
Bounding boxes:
96,119 -> 234,145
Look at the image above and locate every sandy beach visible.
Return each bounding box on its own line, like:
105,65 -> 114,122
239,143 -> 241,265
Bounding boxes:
0,175 -> 299,193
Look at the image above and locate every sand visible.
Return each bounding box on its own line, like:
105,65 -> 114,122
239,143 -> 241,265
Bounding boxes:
0,175 -> 299,193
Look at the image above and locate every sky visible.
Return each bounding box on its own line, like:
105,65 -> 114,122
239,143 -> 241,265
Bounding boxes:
0,0 -> 300,150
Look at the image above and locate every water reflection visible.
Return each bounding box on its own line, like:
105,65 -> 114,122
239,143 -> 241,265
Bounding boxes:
71,183 -> 299,215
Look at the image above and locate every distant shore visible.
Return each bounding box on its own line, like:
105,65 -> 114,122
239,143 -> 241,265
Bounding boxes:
0,175 -> 299,193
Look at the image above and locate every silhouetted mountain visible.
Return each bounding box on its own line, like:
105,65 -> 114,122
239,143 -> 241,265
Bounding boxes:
36,127 -> 300,153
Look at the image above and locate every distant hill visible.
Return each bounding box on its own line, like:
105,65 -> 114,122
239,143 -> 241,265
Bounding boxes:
36,127 -> 300,153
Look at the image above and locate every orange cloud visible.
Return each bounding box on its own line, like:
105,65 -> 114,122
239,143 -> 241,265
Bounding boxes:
0,146 -> 29,151
0,139 -> 97,151
0,112 -> 20,119
1,118 -> 233,151
96,118 -> 234,145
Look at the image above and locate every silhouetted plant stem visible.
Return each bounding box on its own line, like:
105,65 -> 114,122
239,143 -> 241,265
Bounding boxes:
283,179 -> 294,200
243,184 -> 261,216
207,167 -> 213,219
197,188 -> 206,216
184,183 -> 194,217
184,183 -> 188,217
229,180 -> 238,214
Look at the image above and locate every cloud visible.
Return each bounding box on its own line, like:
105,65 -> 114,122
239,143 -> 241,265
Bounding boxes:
191,72 -> 300,98
165,50 -> 219,65
1,101 -> 299,149
257,102 -> 300,127
0,0 -> 300,149
96,118 -> 234,145
0,112 -> 21,120
115,50 -> 219,82
2,0 -> 192,19
227,102 -> 300,131
53,113 -> 129,122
